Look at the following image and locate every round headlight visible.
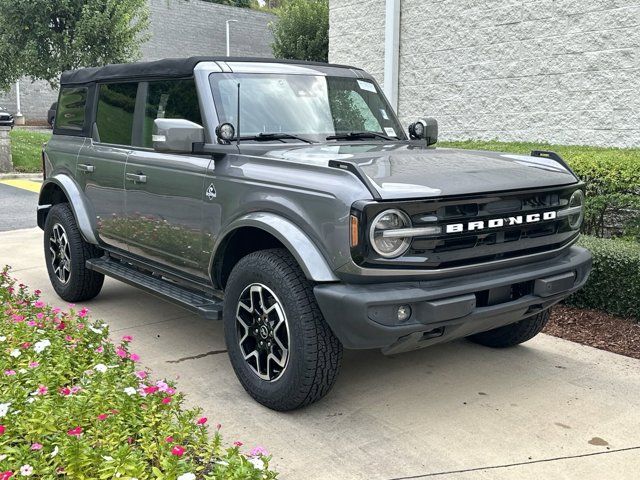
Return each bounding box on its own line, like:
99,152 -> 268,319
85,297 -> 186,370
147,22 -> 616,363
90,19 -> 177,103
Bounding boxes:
369,209 -> 412,258
568,190 -> 585,229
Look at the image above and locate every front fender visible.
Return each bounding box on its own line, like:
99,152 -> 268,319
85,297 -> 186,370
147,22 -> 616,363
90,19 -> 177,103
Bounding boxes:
212,212 -> 339,283
38,174 -> 98,245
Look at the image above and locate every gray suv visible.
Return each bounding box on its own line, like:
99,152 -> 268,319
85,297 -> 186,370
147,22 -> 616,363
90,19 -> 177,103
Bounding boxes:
38,57 -> 592,410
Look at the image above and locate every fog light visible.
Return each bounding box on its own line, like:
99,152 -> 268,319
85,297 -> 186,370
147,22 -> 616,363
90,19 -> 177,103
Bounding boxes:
397,305 -> 411,321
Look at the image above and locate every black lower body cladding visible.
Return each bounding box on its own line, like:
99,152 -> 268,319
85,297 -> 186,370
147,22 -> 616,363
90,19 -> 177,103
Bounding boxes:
314,246 -> 592,354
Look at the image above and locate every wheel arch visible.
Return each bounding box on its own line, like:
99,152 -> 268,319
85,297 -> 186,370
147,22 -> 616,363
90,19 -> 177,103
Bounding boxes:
37,175 -> 98,245
210,213 -> 339,290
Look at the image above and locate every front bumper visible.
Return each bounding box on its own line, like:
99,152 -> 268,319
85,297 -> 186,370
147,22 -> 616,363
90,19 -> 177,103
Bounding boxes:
314,246 -> 592,354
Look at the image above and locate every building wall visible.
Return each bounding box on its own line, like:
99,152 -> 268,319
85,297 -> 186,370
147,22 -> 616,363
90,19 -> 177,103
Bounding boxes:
329,0 -> 640,148
0,0 -> 275,121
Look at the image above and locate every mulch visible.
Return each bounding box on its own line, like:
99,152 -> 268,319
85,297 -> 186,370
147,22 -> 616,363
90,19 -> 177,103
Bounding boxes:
544,305 -> 640,360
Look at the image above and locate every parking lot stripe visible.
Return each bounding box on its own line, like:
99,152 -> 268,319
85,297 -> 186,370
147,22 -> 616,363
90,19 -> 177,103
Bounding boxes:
0,179 -> 42,193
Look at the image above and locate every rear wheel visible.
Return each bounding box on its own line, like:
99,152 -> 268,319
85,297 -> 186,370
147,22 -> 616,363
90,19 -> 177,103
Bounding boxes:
43,203 -> 104,302
468,309 -> 551,348
224,249 -> 343,411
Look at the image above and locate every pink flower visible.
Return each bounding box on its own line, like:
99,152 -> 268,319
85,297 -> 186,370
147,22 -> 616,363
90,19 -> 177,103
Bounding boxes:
233,441 -> 243,447
78,308 -> 89,318
52,307 -> 61,314
31,443 -> 43,451
171,445 -> 185,457
165,436 -> 174,443
36,385 -> 48,395
116,348 -> 127,359
59,387 -> 71,396
34,300 -> 45,308
77,323 -> 84,330
65,335 -> 75,342
34,289 -> 42,296
27,320 -> 37,327
95,346 -> 104,353
11,314 -> 24,322
4,370 -> 15,376
249,446 -> 269,457
143,386 -> 159,395
196,417 -> 207,425
129,353 -> 140,362
97,414 -> 109,421
156,380 -> 169,392
67,426 -> 82,436
36,312 -> 44,319
161,397 -> 171,404
0,425 -> 5,435
0,470 -> 13,480
28,362 -> 39,369
21,342 -> 31,349
71,386 -> 81,394
121,335 -> 133,342
135,371 -> 147,380
166,387 -> 176,395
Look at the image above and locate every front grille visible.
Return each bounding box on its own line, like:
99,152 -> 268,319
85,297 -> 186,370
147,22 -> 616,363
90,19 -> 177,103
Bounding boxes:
355,186 -> 580,270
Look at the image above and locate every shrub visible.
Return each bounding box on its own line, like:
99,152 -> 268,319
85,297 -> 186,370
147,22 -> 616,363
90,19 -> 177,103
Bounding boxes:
439,141 -> 640,241
566,236 -> 640,319
0,267 -> 278,479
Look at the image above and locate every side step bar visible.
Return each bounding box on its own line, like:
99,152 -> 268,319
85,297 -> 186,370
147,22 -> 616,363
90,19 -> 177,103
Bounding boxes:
86,257 -> 223,320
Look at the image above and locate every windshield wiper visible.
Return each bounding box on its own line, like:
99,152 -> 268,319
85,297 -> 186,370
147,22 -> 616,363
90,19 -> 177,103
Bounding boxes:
239,133 -> 316,144
326,131 -> 396,141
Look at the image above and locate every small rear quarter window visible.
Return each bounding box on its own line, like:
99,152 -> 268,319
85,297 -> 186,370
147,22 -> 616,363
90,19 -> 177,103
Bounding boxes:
55,87 -> 88,131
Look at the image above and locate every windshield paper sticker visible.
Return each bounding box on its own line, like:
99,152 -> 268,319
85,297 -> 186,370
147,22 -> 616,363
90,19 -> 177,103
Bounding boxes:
357,80 -> 377,93
384,127 -> 397,137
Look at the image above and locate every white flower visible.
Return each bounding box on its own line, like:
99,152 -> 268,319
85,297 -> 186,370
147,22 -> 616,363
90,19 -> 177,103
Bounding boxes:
0,335 -> 6,342
94,364 -> 108,373
50,446 -> 59,458
247,457 -> 265,470
20,464 -> 34,476
88,325 -> 103,334
26,398 -> 36,404
0,454 -> 7,461
123,387 -> 137,396
0,402 -> 11,417
33,339 -> 51,353
177,474 -> 196,480
10,349 -> 20,358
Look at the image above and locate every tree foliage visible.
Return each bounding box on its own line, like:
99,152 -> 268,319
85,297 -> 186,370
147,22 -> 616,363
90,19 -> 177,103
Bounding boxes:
270,0 -> 328,62
201,0 -> 253,7
0,0 -> 149,90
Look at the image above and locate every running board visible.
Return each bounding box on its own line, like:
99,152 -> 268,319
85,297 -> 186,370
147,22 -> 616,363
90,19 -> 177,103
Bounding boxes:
86,257 -> 223,320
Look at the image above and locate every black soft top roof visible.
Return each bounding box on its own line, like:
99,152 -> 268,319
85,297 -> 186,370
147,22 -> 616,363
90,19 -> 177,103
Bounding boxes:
60,56 -> 361,85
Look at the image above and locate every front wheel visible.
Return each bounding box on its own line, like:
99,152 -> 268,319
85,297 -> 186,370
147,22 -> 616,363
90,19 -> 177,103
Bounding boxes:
223,249 -> 343,411
468,309 -> 551,348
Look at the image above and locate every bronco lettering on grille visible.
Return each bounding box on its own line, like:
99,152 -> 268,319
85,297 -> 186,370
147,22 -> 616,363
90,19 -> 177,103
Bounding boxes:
445,211 -> 558,234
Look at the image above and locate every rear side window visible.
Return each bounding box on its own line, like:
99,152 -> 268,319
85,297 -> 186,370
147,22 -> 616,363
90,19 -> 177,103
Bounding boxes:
96,83 -> 138,145
141,79 -> 201,147
55,87 -> 88,131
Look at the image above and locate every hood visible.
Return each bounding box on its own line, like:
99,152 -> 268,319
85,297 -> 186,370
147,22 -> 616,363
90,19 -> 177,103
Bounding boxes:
263,143 -> 578,200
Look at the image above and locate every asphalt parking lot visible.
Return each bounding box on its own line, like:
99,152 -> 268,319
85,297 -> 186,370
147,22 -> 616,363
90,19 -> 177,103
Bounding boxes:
0,182 -> 639,479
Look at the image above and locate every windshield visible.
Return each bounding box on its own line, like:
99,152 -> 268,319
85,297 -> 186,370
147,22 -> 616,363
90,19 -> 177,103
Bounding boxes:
209,73 -> 406,142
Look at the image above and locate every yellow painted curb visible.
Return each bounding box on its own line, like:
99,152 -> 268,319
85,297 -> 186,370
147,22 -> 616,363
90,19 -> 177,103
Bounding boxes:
0,179 -> 42,193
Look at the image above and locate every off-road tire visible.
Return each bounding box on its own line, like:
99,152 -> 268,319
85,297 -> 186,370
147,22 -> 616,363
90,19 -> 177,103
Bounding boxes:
468,309 -> 551,348
43,203 -> 104,302
223,248 -> 343,411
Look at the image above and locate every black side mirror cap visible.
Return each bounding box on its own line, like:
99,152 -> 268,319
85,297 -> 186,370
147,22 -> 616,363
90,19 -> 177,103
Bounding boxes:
408,117 -> 438,146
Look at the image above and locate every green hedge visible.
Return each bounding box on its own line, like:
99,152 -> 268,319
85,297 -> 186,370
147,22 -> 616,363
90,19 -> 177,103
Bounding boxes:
440,141 -> 640,240
567,236 -> 640,319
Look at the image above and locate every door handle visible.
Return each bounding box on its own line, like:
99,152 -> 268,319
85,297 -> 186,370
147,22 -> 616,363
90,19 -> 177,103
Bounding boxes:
126,172 -> 147,184
77,163 -> 95,173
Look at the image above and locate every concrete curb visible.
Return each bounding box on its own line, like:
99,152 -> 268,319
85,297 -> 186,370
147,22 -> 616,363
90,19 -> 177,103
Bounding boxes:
0,172 -> 42,180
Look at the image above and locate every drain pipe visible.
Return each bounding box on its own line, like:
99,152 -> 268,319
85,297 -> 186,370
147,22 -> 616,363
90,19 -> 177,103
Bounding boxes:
383,0 -> 401,113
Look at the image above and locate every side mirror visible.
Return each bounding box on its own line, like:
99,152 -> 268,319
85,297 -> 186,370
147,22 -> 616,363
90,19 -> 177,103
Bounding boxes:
153,118 -> 205,153
408,118 -> 438,146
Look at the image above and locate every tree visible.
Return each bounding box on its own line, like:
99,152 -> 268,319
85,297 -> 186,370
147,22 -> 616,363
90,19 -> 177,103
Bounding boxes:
0,0 -> 149,90
270,0 -> 328,62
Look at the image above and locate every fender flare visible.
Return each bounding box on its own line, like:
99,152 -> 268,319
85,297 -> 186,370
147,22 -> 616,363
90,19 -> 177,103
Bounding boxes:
38,174 -> 99,245
211,212 -> 339,283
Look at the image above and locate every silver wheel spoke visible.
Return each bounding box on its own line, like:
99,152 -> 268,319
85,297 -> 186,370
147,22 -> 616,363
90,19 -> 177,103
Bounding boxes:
49,223 -> 71,284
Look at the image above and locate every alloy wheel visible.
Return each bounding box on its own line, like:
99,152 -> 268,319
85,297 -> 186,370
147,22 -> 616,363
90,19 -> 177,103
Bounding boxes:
235,283 -> 290,382
49,223 -> 71,284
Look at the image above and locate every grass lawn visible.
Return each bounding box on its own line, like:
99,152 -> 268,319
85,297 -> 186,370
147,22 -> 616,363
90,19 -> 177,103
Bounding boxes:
9,128 -> 52,173
438,139 -> 640,164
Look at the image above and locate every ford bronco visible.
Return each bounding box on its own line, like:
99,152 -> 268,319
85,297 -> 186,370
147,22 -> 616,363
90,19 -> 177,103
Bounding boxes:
38,57 -> 592,410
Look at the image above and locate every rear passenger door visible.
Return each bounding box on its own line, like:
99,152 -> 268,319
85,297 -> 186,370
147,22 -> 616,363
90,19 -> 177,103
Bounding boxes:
124,78 -> 211,279
77,82 -> 137,251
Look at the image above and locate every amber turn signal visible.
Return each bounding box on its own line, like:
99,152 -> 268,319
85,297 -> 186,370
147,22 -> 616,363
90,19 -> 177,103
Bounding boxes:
350,215 -> 359,247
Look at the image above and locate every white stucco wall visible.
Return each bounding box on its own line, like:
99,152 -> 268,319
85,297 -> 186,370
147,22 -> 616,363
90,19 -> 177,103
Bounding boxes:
329,0 -> 640,147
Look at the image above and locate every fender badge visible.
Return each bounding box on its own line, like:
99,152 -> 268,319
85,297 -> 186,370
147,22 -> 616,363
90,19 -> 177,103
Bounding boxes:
205,183 -> 216,200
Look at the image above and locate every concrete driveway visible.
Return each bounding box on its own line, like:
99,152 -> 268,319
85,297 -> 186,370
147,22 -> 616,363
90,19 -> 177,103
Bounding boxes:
1,227 -> 639,479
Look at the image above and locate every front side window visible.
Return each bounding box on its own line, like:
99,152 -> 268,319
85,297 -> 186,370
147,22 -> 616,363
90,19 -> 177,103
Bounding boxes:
141,79 -> 202,148
210,73 -> 404,142
96,82 -> 138,145
55,87 -> 88,132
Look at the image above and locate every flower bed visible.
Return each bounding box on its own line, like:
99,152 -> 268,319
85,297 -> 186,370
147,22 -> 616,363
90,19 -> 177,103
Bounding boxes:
0,267 -> 278,479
